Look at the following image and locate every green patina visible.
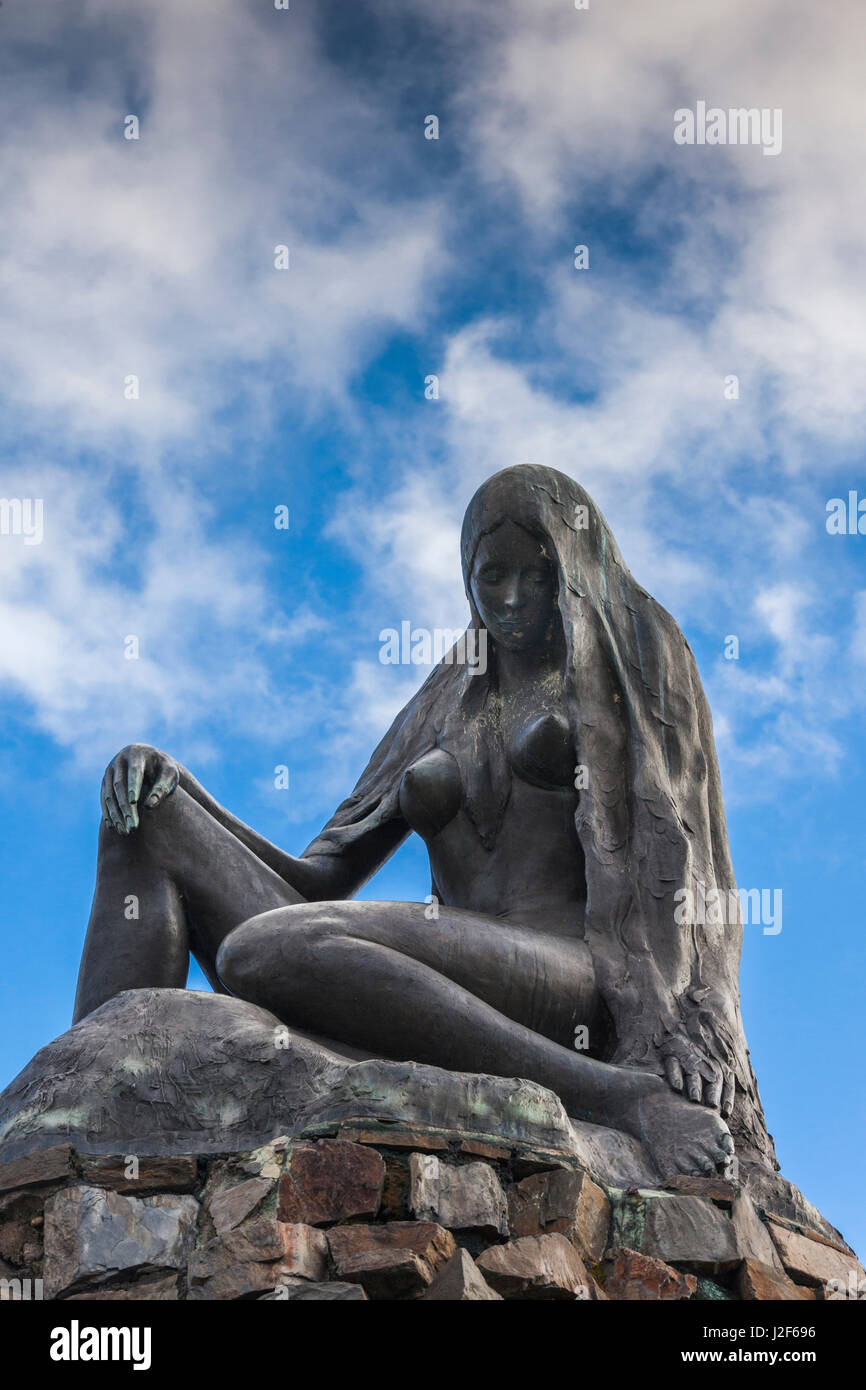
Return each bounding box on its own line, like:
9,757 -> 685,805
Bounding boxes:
695,1276 -> 738,1301
610,1189 -> 648,1250
1,1105 -> 91,1144
608,1186 -> 673,1251
117,1057 -> 152,1077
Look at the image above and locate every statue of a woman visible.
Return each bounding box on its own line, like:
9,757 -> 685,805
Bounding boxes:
76,465 -> 775,1179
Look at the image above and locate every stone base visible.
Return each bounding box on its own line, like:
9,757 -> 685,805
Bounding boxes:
1,1132 -> 862,1301
0,988 -> 858,1300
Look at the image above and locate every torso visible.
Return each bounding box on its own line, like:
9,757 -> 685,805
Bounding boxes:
398,693 -> 588,937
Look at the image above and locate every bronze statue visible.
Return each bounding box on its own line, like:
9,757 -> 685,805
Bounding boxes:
75,465 -> 775,1180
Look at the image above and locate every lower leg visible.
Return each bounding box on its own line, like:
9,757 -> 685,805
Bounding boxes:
218,913 -> 736,1177
218,925 -> 654,1130
73,821 -> 188,1022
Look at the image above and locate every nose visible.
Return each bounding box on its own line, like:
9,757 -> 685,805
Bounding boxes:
501,576 -> 522,612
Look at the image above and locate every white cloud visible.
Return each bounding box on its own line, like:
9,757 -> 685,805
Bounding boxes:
3,0 -> 866,811
0,0 -> 447,767
0,467 -> 295,763
0,0 -> 444,454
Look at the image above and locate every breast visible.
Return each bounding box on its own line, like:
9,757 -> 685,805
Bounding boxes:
399,748 -> 463,840
510,711 -> 575,791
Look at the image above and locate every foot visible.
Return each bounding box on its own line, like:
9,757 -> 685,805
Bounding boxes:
605,1070 -> 734,1181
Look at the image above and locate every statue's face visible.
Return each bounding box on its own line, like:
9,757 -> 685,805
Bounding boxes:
470,520 -> 557,651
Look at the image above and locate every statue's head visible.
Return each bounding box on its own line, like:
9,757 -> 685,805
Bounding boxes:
466,517 -> 557,652
460,464 -> 609,656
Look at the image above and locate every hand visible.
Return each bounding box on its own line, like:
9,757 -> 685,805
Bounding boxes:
660,1029 -> 736,1117
101,744 -> 180,835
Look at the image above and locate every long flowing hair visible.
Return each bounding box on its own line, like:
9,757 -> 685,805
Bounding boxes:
307,465 -> 775,1166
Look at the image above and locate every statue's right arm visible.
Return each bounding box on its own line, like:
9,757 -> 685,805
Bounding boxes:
180,763 -> 410,900
101,743 -> 409,902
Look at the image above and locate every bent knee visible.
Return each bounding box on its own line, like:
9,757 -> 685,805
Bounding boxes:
101,788 -> 182,857
215,904 -> 349,994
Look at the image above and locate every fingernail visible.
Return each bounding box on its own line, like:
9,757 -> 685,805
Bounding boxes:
147,794 -> 159,808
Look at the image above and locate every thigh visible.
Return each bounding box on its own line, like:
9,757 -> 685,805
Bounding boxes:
230,898 -> 603,1048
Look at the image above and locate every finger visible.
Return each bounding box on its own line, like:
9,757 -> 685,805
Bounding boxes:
126,747 -> 147,829
101,766 -> 126,835
719,1131 -> 735,1156
145,763 -> 179,810
112,752 -> 134,830
665,1056 -> 684,1092
685,1071 -> 703,1104
721,1073 -> 736,1118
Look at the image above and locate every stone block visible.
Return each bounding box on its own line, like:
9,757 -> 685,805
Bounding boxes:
476,1233 -> 590,1300
458,1140 -> 509,1161
43,1186 -> 199,1298
278,1141 -> 384,1226
409,1154 -> 508,1236
420,1248 -> 504,1301
729,1194 -> 783,1269
663,1175 -> 736,1206
327,1221 -> 456,1299
207,1177 -> 274,1235
507,1167 -> 610,1262
612,1190 -> 739,1274
77,1155 -> 199,1194
603,1247 -> 697,1301
189,1220 -> 328,1300
339,1127 -> 449,1152
0,1143 -> 76,1193
737,1259 -> 816,1301
766,1217 -> 866,1291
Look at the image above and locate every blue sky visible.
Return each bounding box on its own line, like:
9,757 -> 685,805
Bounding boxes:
1,0 -> 864,1252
